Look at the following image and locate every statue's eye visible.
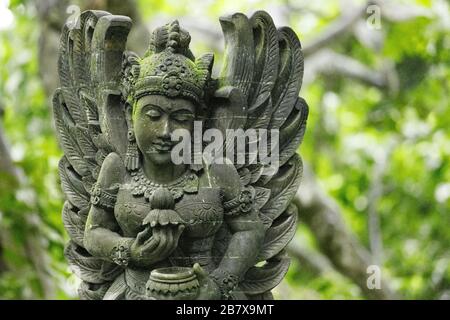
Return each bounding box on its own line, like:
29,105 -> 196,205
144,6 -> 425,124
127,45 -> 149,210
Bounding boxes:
172,113 -> 194,123
146,109 -> 161,120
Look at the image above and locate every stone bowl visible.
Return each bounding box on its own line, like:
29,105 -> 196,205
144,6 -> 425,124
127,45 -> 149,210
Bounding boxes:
146,266 -> 199,300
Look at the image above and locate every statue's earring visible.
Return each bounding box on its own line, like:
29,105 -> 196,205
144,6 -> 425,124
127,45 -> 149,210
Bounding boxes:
125,104 -> 140,171
125,129 -> 139,171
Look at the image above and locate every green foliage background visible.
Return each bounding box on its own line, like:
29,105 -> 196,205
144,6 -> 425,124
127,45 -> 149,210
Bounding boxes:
0,0 -> 449,299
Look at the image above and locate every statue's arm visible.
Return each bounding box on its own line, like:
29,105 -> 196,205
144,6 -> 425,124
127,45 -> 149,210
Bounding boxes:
216,209 -> 265,293
83,152 -> 134,266
206,163 -> 265,298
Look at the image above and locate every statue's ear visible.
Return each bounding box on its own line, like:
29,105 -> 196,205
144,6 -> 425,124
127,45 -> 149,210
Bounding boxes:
208,86 -> 247,133
125,103 -> 133,128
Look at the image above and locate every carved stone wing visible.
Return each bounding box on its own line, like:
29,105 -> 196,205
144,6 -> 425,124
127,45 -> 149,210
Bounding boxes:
53,10 -> 134,299
210,11 -> 309,298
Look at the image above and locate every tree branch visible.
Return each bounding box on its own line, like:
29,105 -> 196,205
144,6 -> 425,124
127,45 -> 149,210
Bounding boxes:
302,0 -> 377,57
287,241 -> 334,276
304,49 -> 388,88
292,164 -> 400,299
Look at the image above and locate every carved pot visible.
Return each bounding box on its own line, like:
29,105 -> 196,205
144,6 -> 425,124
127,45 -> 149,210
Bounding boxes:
146,267 -> 199,300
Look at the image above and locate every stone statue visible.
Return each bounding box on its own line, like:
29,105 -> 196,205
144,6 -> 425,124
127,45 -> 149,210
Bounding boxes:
53,9 -> 308,300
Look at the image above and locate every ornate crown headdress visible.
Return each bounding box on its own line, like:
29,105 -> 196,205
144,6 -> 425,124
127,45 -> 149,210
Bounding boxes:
121,20 -> 214,171
123,20 -> 214,105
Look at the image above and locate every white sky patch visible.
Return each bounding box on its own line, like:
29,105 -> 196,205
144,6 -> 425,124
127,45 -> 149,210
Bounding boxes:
0,0 -> 14,31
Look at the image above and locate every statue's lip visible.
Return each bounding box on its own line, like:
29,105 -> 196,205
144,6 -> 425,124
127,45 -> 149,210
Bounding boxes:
153,142 -> 173,152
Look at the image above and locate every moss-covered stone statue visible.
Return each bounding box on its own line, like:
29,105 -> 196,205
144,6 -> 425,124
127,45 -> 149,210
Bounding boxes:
53,9 -> 308,300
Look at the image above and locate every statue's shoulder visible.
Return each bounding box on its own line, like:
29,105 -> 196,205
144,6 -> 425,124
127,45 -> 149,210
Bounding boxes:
97,152 -> 127,187
200,162 -> 241,202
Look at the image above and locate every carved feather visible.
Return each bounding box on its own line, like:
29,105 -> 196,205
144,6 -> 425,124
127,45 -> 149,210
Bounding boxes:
219,13 -> 255,100
240,252 -> 290,295
257,205 -> 298,261
248,164 -> 264,183
78,281 -> 111,300
259,154 -> 303,224
53,90 -> 90,177
58,25 -> 71,88
253,186 -> 271,210
248,11 -> 279,109
65,241 -> 122,284
80,89 -> 98,123
57,31 -> 77,115
269,27 -> 304,130
74,125 -> 97,161
238,167 -> 252,186
246,93 -> 273,130
58,157 -> 89,209
71,26 -> 89,90
58,28 -> 85,125
62,201 -> 86,246
278,97 -> 309,166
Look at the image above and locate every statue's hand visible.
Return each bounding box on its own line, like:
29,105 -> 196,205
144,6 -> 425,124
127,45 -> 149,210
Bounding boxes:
193,263 -> 221,300
130,225 -> 184,266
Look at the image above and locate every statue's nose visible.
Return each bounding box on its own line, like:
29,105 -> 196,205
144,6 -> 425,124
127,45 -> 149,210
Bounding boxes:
160,118 -> 171,138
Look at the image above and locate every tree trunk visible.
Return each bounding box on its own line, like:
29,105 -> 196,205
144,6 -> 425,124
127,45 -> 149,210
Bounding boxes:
0,102 -> 54,298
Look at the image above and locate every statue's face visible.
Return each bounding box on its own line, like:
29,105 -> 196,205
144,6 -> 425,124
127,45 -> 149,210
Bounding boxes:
133,94 -> 195,165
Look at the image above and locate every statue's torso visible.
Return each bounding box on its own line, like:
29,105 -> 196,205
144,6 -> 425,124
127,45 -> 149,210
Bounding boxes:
114,172 -> 224,273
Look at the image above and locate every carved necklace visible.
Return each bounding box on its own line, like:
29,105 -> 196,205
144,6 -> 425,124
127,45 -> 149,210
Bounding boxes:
130,168 -> 198,201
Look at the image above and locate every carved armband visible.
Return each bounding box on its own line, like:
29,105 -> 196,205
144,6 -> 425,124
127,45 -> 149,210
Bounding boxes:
90,183 -> 119,210
223,186 -> 256,217
110,239 -> 133,267
210,269 -> 239,300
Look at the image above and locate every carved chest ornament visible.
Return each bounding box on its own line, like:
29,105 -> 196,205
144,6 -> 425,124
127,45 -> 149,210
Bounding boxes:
130,167 -> 199,201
